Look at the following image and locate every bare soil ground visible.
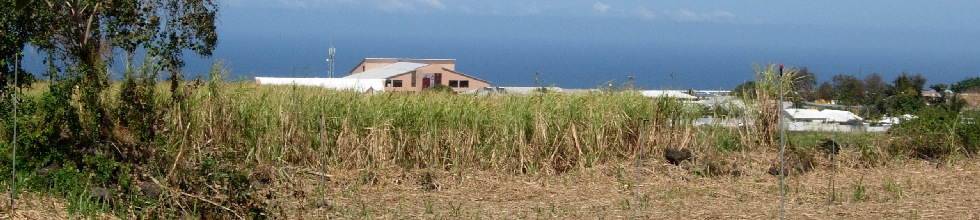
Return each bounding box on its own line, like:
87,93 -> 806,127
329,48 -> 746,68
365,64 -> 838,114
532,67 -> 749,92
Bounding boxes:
963,93 -> 980,110
0,192 -> 119,219
3,152 -> 979,219
275,152 -> 980,219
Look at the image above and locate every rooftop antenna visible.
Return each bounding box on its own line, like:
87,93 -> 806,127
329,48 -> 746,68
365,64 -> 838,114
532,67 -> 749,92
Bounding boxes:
327,46 -> 336,78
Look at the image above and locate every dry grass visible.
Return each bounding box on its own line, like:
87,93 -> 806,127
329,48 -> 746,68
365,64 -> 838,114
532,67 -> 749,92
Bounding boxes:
236,148 -> 980,219
0,192 -> 119,220
8,154 -> 978,219
8,65 -> 977,218
962,92 -> 980,110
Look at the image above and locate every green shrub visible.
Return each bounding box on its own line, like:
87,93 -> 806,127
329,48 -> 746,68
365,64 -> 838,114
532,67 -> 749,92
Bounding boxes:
887,107 -> 967,159
957,111 -> 980,155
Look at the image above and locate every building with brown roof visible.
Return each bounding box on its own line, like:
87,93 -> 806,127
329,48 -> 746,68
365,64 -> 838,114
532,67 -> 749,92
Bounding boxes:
344,58 -> 491,92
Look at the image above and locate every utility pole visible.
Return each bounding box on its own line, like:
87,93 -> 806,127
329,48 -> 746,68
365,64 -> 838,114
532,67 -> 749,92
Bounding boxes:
11,52 -> 19,212
535,70 -> 541,88
778,64 -> 786,220
670,72 -> 676,90
327,46 -> 336,78
628,75 -> 634,90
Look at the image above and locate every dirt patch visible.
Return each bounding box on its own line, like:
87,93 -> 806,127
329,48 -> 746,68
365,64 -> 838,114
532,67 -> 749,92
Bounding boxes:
0,192 -> 120,219
258,150 -> 980,219
7,151 -> 980,219
962,92 -> 980,110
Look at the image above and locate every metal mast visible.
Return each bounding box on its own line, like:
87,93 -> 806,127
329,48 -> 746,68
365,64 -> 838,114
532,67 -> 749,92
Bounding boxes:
327,46 -> 336,78
10,53 -> 18,211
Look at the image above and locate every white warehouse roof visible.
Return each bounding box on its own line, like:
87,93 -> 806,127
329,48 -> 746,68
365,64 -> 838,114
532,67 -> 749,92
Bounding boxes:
784,108 -> 863,122
254,77 -> 385,93
784,109 -> 825,120
821,109 -> 863,122
640,90 -> 697,99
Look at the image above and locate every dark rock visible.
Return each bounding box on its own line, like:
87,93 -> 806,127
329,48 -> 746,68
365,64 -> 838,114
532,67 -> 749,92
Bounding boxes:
927,157 -> 942,169
418,172 -> 439,191
141,182 -> 163,199
37,163 -> 61,176
820,139 -> 841,155
315,199 -> 332,210
91,187 -> 111,201
767,165 -> 784,176
251,166 -> 274,189
664,148 -> 692,165
768,153 -> 817,177
702,156 -> 739,177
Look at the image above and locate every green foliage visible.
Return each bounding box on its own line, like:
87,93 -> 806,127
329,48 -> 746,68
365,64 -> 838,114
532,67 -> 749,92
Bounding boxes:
701,127 -> 743,152
424,84 -> 455,93
880,94 -> 926,116
793,67 -> 818,101
832,74 -> 866,105
887,107 -> 975,159
731,81 -> 755,99
892,73 -> 927,97
0,0 -> 38,96
2,1 -> 219,216
957,111 -> 980,154
81,154 -> 119,186
116,57 -> 161,144
748,64 -> 800,149
852,178 -> 867,202
815,81 -> 835,101
951,77 -> 980,93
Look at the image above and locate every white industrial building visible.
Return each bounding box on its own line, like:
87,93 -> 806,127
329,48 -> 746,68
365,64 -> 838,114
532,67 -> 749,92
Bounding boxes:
782,108 -> 865,132
639,90 -> 698,99
254,77 -> 385,93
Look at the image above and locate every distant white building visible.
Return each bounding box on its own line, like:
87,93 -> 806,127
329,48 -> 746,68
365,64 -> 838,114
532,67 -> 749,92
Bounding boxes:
639,90 -> 697,99
783,108 -> 865,132
254,77 -> 385,93
461,86 -> 563,95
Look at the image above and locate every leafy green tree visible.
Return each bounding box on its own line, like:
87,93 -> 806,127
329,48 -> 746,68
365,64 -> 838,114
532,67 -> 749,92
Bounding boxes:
815,81 -> 835,101
872,73 -> 927,115
863,73 -> 890,101
862,73 -> 892,117
831,74 -> 866,105
892,72 -> 926,97
1,0 -> 40,95
793,67 -> 817,101
882,94 -> 925,115
928,84 -> 948,105
4,0 -> 218,137
951,77 -> 980,93
732,81 -> 755,99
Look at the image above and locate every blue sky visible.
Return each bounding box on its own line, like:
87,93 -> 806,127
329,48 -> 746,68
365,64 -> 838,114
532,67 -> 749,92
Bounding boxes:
175,0 -> 980,89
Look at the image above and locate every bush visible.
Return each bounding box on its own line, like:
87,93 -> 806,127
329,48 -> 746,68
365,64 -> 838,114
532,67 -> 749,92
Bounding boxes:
887,107 -> 971,159
958,111 -> 980,155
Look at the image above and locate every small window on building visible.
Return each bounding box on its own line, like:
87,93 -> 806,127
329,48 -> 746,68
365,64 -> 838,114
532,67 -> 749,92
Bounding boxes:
449,80 -> 459,88
392,80 -> 403,87
385,80 -> 392,87
460,80 -> 469,88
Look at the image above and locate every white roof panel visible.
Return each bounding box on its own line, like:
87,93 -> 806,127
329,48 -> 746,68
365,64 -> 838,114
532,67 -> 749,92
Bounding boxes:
255,77 -> 385,93
821,109 -> 863,122
640,90 -> 697,99
343,62 -> 428,79
784,108 -> 824,120
783,108 -> 864,122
